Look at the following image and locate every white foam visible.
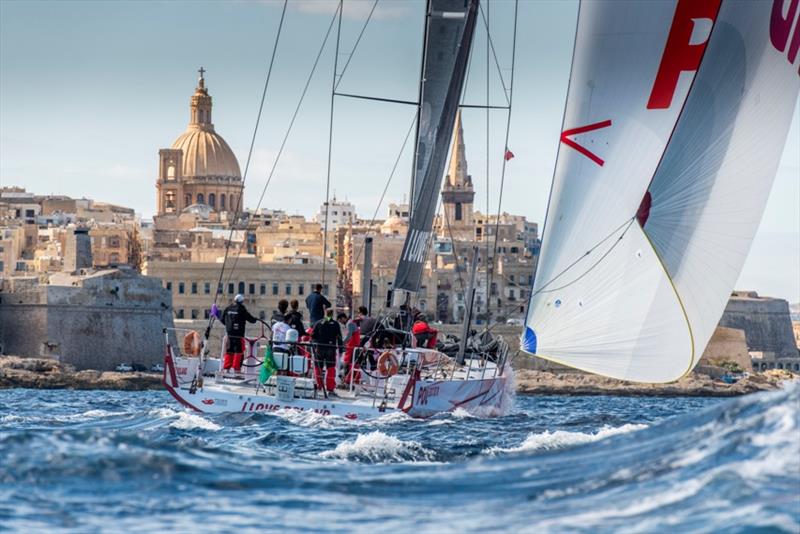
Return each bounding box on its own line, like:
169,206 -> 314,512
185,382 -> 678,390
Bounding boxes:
486,423 -> 648,455
320,430 -> 435,463
149,407 -> 221,431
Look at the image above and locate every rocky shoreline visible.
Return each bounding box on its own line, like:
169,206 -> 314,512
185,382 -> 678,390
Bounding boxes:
513,368 -> 793,397
0,355 -> 794,396
0,356 -> 162,391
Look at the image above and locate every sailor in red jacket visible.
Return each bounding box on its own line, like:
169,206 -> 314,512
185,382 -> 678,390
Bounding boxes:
411,314 -> 438,349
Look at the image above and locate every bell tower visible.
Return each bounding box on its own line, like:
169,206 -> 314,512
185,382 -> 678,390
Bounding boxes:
441,111 -> 475,240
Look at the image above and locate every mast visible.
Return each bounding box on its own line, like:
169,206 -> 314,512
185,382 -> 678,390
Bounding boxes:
408,0 -> 432,221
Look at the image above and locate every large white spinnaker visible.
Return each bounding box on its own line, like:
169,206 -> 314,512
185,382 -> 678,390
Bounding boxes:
642,0 -> 800,373
523,0 -> 800,382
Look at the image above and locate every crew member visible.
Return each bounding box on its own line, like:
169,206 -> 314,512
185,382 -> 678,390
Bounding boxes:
305,283 -> 331,324
412,314 -> 439,349
222,294 -> 258,374
310,308 -> 342,395
285,299 -> 305,333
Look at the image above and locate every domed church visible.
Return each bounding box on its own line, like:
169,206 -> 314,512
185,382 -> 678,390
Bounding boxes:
156,68 -> 242,216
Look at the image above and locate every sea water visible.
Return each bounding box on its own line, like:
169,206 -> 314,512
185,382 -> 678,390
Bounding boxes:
0,385 -> 798,532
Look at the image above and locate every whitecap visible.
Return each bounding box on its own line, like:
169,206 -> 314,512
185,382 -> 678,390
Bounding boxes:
485,423 -> 647,455
320,430 -> 434,463
148,407 -> 221,431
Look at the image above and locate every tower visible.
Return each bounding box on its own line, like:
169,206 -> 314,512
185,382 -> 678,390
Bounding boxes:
441,111 -> 475,240
156,68 -> 243,216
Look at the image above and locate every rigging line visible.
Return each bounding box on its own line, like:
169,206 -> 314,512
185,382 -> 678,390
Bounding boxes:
486,0 -> 518,332
484,0 -> 491,324
352,112 -> 418,268
525,3 -> 580,327
477,2 -> 510,107
532,216 -> 635,296
322,0 -> 344,288
334,92 -> 418,106
223,4 -> 342,288
533,219 -> 636,295
209,0 -> 287,313
334,0 -> 379,92
460,104 -> 509,109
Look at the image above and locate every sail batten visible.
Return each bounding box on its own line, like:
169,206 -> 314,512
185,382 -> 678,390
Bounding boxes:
524,0 -> 800,383
394,0 -> 479,293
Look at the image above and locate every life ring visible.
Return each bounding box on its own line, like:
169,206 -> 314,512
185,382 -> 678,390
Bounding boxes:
183,331 -> 201,356
377,351 -> 399,377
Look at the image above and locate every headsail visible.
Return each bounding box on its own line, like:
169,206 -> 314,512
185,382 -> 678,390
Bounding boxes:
523,0 -> 800,382
394,0 -> 479,293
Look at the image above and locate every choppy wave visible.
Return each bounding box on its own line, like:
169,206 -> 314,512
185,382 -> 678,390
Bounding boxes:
320,430 -> 435,463
485,423 -> 648,454
0,383 -> 797,532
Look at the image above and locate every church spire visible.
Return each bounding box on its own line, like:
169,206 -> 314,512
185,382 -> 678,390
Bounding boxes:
190,67 -> 213,130
446,110 -> 471,188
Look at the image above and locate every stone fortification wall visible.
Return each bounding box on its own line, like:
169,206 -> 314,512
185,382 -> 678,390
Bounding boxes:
718,292 -> 798,360
698,326 -> 752,371
0,270 -> 174,370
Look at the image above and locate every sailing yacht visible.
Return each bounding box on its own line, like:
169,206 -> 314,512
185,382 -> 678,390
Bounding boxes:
163,0 -> 514,420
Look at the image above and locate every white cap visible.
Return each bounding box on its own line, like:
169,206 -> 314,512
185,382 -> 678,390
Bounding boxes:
234,294 -> 244,303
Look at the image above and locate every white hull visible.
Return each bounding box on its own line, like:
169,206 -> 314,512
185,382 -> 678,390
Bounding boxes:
163,350 -> 511,420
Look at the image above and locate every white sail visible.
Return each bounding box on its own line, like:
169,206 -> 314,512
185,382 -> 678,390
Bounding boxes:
523,0 -> 800,382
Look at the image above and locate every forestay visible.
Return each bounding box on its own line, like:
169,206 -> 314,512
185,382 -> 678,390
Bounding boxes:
523,0 -> 800,382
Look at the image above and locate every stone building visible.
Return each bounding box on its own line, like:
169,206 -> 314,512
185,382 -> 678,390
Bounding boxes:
144,256 -> 335,323
0,269 -> 173,370
718,291 -> 800,372
440,111 -> 475,241
156,69 -> 242,216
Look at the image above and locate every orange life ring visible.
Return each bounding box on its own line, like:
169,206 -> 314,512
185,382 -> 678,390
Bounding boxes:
377,351 -> 399,377
183,331 -> 201,357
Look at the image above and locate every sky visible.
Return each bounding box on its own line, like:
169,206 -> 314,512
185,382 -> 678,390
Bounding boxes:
1,0 -> 798,302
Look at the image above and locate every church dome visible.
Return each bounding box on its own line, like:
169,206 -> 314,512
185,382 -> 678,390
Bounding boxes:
171,128 -> 241,179
171,70 -> 241,180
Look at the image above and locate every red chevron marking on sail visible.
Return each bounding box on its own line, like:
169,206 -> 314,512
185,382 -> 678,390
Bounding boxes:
560,119 -> 612,166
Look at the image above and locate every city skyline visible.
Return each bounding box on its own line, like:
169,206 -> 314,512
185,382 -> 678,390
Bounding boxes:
1,0 -> 798,301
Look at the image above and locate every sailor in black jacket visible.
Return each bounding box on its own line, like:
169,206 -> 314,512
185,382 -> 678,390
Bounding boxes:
221,294 -> 258,373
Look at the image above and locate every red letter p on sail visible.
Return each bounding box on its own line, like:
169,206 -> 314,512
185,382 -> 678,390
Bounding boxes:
647,0 -> 721,109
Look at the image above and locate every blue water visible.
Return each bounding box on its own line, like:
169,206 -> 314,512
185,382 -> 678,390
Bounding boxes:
1,386 -> 798,533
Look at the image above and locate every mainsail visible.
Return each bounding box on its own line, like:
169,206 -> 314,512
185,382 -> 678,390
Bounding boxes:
523,0 -> 800,382
394,0 -> 479,293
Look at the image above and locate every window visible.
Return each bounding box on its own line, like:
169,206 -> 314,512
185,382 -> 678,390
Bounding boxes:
272,283 -> 279,295
259,310 -> 266,320
178,282 -> 185,294
204,282 -> 211,295
285,283 -> 291,295
166,281 -> 172,291
204,309 -> 210,320
220,194 -> 226,211
249,283 -> 255,295
191,282 -> 198,294
298,283 -> 305,296
185,194 -> 191,208
228,283 -> 235,295
176,309 -> 185,319
197,193 -> 204,205
208,193 -> 216,209
260,283 -> 266,295
455,203 -> 462,221
167,164 -> 175,180
238,282 -> 245,295
191,309 -> 199,320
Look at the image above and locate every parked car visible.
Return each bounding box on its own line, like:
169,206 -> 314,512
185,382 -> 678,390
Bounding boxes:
506,318 -> 523,326
150,363 -> 165,373
115,363 -> 133,373
131,363 -> 147,372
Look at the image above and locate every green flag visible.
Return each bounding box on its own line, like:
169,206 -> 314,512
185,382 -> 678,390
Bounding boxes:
260,344 -> 276,384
